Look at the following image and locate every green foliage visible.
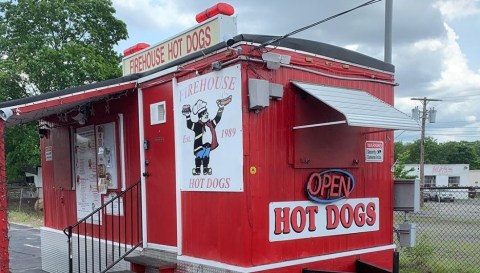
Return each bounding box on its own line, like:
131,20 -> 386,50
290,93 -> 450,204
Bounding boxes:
0,0 -> 128,93
8,209 -> 43,228
399,234 -> 480,273
0,0 -> 128,181
401,234 -> 434,269
393,151 -> 417,179
395,137 -> 480,169
4,123 -> 40,180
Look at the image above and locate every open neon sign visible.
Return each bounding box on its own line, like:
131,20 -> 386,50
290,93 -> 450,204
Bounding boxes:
306,169 -> 355,204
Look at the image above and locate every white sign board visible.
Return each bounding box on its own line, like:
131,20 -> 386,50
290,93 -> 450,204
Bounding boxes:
45,146 -> 53,161
96,122 -> 118,192
104,192 -> 124,216
174,65 -> 243,192
74,125 -> 101,223
269,198 -> 380,242
365,141 -> 384,162
122,15 -> 237,76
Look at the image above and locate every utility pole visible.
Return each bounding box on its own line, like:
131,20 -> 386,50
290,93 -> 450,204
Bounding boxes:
411,97 -> 441,188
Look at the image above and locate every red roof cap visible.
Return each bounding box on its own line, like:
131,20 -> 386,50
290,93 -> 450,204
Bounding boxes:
123,43 -> 150,57
196,3 -> 234,23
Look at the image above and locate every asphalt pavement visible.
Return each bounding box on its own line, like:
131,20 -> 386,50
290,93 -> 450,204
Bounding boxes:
8,223 -> 46,273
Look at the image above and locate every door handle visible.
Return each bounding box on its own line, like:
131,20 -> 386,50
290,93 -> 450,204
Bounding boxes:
142,172 -> 150,177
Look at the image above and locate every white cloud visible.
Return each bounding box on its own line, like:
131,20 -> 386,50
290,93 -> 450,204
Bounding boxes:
434,0 -> 480,21
430,23 -> 480,93
344,44 -> 360,52
112,0 -> 194,31
466,115 -> 477,122
413,39 -> 443,51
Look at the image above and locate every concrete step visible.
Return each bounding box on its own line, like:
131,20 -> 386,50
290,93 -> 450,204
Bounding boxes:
124,255 -> 176,272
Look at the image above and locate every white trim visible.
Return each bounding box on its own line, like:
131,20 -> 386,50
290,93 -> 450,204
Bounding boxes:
138,66 -> 179,84
41,226 -> 64,234
293,120 -> 347,130
137,88 -> 148,247
118,113 -> 126,191
172,77 -> 183,255
177,244 -> 396,273
70,126 -> 76,190
8,81 -> 137,110
146,243 -> 178,253
149,101 -> 167,125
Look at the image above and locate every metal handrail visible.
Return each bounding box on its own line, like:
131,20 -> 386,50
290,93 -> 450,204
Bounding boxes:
63,180 -> 142,273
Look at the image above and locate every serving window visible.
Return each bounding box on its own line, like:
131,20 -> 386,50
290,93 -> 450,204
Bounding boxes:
293,90 -> 362,169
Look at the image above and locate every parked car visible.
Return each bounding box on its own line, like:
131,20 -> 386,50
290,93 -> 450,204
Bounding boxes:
438,190 -> 455,202
468,187 -> 477,198
424,189 -> 455,202
423,191 -> 430,202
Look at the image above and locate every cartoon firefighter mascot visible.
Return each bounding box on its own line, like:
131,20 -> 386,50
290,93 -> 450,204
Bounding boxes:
182,95 -> 232,175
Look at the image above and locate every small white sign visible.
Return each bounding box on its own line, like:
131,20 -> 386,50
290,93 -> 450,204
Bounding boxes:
365,141 -> 384,162
45,146 -> 53,161
104,192 -> 124,216
269,198 -> 380,242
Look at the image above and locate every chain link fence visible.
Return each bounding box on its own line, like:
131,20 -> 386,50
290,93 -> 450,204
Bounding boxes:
394,187 -> 480,273
7,185 -> 39,212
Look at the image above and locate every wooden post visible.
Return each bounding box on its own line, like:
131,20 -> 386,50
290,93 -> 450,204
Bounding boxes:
0,120 -> 9,273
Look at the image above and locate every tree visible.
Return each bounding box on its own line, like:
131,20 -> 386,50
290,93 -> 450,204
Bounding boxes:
445,142 -> 478,166
1,0 -> 128,93
0,0 -> 128,180
394,138 -> 480,170
393,151 -> 417,179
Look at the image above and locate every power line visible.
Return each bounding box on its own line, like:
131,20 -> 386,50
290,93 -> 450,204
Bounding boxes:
256,0 -> 382,49
434,121 -> 476,124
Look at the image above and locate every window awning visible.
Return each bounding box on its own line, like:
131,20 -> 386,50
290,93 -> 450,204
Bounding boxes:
291,81 -> 420,131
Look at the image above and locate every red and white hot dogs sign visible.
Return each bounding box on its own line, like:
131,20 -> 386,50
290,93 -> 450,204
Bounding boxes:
122,15 -> 236,76
269,169 -> 379,241
269,198 -> 379,241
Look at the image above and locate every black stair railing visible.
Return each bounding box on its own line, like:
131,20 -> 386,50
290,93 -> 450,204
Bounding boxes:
63,180 -> 143,273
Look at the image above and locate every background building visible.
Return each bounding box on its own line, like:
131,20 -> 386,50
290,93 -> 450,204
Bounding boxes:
404,164 -> 470,188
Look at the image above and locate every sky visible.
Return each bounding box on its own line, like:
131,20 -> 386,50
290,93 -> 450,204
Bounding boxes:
111,0 -> 480,143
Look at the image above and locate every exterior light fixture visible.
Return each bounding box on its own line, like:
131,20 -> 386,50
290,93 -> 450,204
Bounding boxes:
0,107 -> 13,121
261,52 -> 291,70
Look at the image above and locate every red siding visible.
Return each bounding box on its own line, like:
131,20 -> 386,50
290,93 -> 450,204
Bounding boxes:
36,42 -> 397,271
42,91 -> 141,235
0,121 -> 9,273
180,46 -> 396,269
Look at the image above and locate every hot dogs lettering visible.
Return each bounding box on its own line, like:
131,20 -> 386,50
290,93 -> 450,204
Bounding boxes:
269,198 -> 379,241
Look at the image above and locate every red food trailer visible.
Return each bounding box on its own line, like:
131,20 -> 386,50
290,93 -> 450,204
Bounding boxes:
0,4 -> 419,273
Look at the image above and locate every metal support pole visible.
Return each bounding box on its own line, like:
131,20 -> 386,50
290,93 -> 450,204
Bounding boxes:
67,226 -> 73,273
420,98 -> 427,189
384,0 -> 393,63
393,251 -> 400,273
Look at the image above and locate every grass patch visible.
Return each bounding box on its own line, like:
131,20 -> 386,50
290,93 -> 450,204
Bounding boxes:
8,209 -> 44,228
399,234 -> 480,273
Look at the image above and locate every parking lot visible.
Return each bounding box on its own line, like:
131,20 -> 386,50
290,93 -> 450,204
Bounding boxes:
8,223 -> 45,273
